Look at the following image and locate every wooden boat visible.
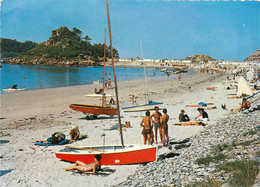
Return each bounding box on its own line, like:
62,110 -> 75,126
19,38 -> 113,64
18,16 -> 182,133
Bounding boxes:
55,144 -> 157,165
56,0 -> 157,166
69,27 -> 116,117
69,104 -> 117,116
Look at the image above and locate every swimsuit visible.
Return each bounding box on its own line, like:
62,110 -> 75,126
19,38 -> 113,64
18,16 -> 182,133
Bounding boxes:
82,163 -> 94,173
142,128 -> 151,136
162,124 -> 168,130
154,123 -> 159,127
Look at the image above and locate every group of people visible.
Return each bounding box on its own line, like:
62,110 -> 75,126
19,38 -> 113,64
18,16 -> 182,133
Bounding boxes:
179,108 -> 209,123
140,106 -> 169,147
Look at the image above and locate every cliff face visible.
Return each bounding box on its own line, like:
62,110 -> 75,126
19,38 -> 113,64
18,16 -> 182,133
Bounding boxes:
244,48 -> 260,62
185,54 -> 216,63
6,26 -> 119,67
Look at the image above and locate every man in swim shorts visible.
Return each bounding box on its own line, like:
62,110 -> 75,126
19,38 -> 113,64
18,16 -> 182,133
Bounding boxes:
140,111 -> 153,145
151,106 -> 162,144
160,108 -> 169,147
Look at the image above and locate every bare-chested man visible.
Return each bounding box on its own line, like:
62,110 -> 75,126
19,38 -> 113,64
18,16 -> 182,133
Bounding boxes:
160,108 -> 169,147
140,111 -> 153,145
151,106 -> 162,144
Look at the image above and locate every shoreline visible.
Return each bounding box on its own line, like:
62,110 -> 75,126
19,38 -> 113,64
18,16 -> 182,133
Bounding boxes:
1,63 -> 193,92
1,71 -> 256,186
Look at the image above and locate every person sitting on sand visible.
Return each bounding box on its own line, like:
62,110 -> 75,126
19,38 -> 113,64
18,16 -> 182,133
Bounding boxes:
109,97 -> 115,105
140,111 -> 153,145
195,108 -> 209,122
69,125 -> 80,143
239,94 -> 251,112
160,108 -> 169,147
64,155 -> 101,174
179,110 -> 190,122
151,106 -> 162,144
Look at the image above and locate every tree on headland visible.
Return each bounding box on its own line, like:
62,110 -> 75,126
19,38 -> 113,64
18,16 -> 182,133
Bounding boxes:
73,27 -> 82,37
83,35 -> 92,44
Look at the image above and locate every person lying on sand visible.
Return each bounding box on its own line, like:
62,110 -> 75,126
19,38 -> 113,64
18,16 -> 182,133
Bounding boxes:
239,94 -> 251,112
140,111 -> 153,145
64,155 -> 101,174
69,125 -> 80,143
179,110 -> 190,122
151,106 -> 162,144
160,108 -> 169,147
37,132 -> 65,144
195,108 -> 209,122
94,88 -> 103,94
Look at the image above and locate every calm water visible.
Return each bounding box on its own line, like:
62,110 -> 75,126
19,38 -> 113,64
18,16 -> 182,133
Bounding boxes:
0,64 -> 194,91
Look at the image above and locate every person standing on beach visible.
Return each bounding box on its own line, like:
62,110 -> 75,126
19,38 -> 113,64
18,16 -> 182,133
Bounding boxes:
108,79 -> 111,88
161,108 -> 169,147
151,106 -> 162,144
140,111 -> 153,145
178,74 -> 181,80
131,95 -> 137,105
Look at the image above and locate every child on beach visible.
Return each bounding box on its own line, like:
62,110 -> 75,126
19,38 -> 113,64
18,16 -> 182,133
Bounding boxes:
179,110 -> 190,122
140,111 -> 154,145
69,125 -> 80,143
151,106 -> 162,144
64,155 -> 101,174
160,108 -> 169,147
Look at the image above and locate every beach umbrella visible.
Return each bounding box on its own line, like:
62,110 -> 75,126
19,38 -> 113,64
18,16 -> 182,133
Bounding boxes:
246,71 -> 254,81
237,77 -> 253,96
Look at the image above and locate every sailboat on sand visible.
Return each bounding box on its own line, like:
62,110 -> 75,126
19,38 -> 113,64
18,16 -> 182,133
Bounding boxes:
55,0 -> 157,165
69,29 -> 117,118
122,41 -> 163,112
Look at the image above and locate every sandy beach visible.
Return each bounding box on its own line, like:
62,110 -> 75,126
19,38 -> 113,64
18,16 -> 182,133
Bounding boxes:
0,71 -> 245,186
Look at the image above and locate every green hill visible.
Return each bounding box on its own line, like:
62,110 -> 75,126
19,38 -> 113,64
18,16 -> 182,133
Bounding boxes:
185,54 -> 216,63
7,26 -> 119,66
1,38 -> 38,58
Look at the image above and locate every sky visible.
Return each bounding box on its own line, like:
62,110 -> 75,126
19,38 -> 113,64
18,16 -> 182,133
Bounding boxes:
1,0 -> 259,60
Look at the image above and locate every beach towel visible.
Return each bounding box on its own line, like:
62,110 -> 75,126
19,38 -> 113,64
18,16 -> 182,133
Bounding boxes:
34,134 -> 87,146
198,102 -> 207,106
104,123 -> 126,131
34,139 -> 70,146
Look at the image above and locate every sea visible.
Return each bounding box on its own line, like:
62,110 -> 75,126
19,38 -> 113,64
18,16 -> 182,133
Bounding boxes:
0,64 -> 195,92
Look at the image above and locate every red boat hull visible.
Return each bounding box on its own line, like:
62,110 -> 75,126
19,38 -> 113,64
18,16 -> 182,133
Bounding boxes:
69,104 -> 117,116
55,145 -> 157,165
